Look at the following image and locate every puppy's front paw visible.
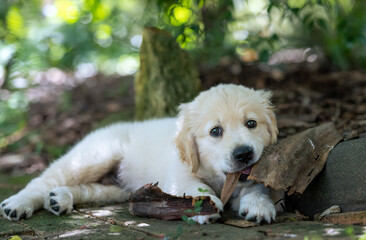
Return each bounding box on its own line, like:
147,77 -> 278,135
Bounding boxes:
208,195 -> 223,213
239,192 -> 276,224
189,213 -> 221,224
44,187 -> 73,216
1,195 -> 34,221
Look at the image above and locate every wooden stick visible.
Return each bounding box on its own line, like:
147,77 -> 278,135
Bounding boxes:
220,172 -> 241,206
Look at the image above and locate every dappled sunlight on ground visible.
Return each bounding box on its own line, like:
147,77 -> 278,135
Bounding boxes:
136,223 -> 150,227
88,209 -> 115,217
58,229 -> 95,238
122,220 -> 150,228
324,227 -> 342,236
124,220 -> 136,226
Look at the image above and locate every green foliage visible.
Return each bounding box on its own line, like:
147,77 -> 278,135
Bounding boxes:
154,0 -> 235,64
0,0 -> 364,78
257,0 -> 366,69
0,0 -> 145,76
0,0 -> 239,79
0,90 -> 28,149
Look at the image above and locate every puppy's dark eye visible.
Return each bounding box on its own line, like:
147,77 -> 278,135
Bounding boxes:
246,120 -> 257,129
210,127 -> 223,137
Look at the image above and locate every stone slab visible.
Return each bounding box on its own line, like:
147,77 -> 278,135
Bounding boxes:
287,137 -> 366,217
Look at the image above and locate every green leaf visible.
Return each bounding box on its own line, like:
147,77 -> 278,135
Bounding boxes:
187,219 -> 196,224
109,225 -> 124,232
345,226 -> 354,236
194,206 -> 203,213
9,236 -> 22,240
198,188 -> 209,193
194,199 -> 203,207
182,215 -> 189,222
6,7 -> 25,38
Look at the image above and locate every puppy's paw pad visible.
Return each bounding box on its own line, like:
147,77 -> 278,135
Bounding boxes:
49,198 -> 57,205
0,196 -> 34,221
44,187 -> 73,216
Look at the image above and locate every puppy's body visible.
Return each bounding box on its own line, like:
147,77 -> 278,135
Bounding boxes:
1,84 -> 278,224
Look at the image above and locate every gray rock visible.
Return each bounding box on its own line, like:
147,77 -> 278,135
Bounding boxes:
286,137 -> 366,217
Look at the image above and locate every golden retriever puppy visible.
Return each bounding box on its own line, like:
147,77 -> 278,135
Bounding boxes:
0,84 -> 278,224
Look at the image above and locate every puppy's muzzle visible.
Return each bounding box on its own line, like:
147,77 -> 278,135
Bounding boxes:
233,145 -> 253,164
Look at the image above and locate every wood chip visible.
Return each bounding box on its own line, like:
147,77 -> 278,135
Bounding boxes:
320,205 -> 341,218
224,220 -> 257,228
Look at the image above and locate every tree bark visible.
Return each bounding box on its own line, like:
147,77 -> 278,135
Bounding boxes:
248,122 -> 343,195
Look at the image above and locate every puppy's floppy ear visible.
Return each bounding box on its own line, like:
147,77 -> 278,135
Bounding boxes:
266,107 -> 278,144
259,90 -> 279,144
175,103 -> 200,173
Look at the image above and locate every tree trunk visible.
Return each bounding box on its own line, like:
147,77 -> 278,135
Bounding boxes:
135,27 -> 201,120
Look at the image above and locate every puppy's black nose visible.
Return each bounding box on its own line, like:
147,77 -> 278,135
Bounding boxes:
233,145 -> 253,164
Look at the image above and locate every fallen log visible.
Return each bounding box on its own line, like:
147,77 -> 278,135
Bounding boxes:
129,183 -> 218,220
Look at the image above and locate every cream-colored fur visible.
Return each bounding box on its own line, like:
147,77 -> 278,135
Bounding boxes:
1,84 -> 278,224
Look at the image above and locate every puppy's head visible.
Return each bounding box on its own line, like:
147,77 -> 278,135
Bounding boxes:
175,84 -> 278,175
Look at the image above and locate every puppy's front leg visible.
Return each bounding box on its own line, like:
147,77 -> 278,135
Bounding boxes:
234,183 -> 276,223
44,184 -> 129,215
1,124 -> 126,220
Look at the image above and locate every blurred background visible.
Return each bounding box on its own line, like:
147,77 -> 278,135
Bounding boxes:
0,0 -> 365,175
